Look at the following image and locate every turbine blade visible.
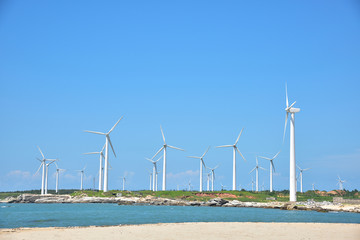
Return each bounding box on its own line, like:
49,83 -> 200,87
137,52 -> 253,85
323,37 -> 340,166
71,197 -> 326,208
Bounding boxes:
235,128 -> 244,145
249,167 -> 256,174
83,152 -> 100,155
236,148 -> 246,161
108,116 -> 123,134
216,145 -> 233,148
201,146 -> 211,158
37,146 -> 45,159
288,101 -> 296,109
34,163 -> 43,176
101,143 -> 106,153
303,168 -> 311,171
36,157 -> 42,162
187,156 -> 201,159
84,130 -> 106,135
296,165 -> 301,170
160,125 -> 166,143
271,161 -> 276,172
107,136 -> 116,157
272,151 -> 281,160
283,112 -> 288,143
259,167 -> 267,171
258,156 -> 271,160
167,145 -> 185,151
54,162 -> 59,169
156,156 -> 162,162
152,146 -> 164,159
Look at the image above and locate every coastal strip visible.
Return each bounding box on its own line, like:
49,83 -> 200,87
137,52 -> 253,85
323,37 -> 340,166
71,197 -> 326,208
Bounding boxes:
1,222 -> 359,240
2,194 -> 360,213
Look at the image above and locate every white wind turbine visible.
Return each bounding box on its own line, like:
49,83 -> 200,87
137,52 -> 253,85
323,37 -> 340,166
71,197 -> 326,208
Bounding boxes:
148,170 -> 153,191
187,147 -> 210,192
337,175 -> 346,190
76,166 -> 86,190
83,144 -> 105,191
206,172 -> 211,191
84,117 -> 123,192
122,176 -> 126,191
146,156 -> 162,191
207,165 -> 219,192
283,84 -> 300,201
44,159 -> 57,194
54,162 -> 66,193
297,165 -> 310,193
152,125 -> 185,191
35,146 -> 57,195
249,157 -> 266,192
259,151 -> 280,192
217,129 -> 246,190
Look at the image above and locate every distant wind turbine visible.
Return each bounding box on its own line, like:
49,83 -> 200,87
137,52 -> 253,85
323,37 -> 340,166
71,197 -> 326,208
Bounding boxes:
54,162 -> 66,193
34,146 -> 57,195
152,125 -> 185,191
283,84 -> 300,201
146,156 -> 162,191
337,175 -> 346,190
249,157 -> 266,192
83,144 -> 105,191
84,117 -> 123,192
217,129 -> 246,190
187,147 -> 210,192
122,176 -> 126,191
76,166 -> 86,190
297,165 -> 310,193
207,165 -> 219,192
259,151 -> 280,192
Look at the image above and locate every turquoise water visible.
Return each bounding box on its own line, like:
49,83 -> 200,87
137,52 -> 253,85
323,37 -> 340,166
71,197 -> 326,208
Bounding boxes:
1,203 -> 359,228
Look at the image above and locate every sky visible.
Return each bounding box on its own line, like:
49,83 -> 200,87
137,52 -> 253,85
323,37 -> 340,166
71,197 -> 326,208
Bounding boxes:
0,1 -> 359,192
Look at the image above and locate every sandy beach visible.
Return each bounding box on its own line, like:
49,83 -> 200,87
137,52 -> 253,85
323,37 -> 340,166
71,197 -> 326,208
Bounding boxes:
1,222 -> 359,240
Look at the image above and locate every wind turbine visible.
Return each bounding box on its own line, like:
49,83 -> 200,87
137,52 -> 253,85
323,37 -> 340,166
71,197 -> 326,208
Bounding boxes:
283,84 -> 300,201
217,129 -> 246,190
146,156 -> 162,191
122,176 -> 126,191
249,157 -> 266,192
188,179 -> 192,191
221,183 -> 227,191
148,171 -> 153,191
297,165 -> 310,193
152,125 -> 185,191
259,151 -> 280,192
76,166 -> 86,190
312,183 -> 316,191
34,146 -> 57,195
84,117 -> 123,192
187,147 -> 210,192
206,172 -> 211,191
83,144 -> 105,191
250,177 -> 255,192
54,162 -> 66,193
207,165 -> 219,192
337,175 -> 346,190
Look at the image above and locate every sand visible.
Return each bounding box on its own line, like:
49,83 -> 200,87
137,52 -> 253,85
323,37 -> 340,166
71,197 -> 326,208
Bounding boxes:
0,222 -> 359,240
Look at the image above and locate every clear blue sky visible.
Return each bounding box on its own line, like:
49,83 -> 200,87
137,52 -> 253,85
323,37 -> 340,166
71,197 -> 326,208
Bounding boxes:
1,1 -> 359,192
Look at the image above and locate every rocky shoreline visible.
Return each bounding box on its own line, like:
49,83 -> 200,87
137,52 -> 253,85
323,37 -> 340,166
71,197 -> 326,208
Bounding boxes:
2,194 -> 360,213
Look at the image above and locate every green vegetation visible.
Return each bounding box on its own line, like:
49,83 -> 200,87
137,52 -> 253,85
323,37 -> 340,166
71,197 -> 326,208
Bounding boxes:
1,189 -> 358,202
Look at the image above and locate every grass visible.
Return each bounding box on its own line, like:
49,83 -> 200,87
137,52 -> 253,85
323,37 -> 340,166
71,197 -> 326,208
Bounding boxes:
1,189 -> 358,202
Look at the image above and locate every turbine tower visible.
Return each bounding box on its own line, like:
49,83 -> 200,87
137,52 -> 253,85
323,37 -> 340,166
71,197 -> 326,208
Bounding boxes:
148,170 -> 153,191
54,162 -> 66,193
152,125 -> 184,191
283,84 -> 300,201
83,144 -> 105,191
337,175 -> 346,190
122,176 -> 126,191
34,146 -> 57,195
249,157 -> 266,192
259,151 -> 280,192
44,159 -> 56,194
216,129 -> 246,190
146,156 -> 162,191
187,147 -> 210,192
206,172 -> 211,191
84,117 -> 123,192
297,165 -> 310,193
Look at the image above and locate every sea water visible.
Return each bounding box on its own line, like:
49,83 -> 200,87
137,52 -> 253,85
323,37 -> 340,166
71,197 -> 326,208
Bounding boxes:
0,203 -> 359,228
